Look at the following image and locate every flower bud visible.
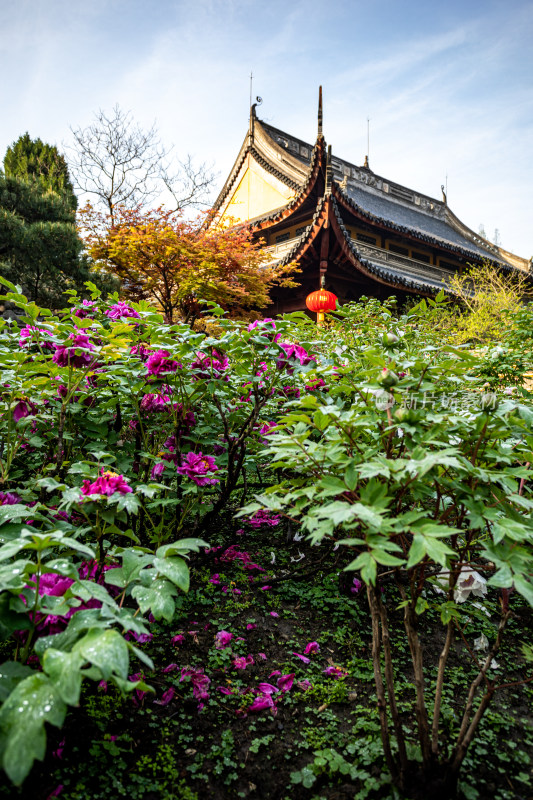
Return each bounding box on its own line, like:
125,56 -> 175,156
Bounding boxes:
380,368 -> 399,388
382,332 -> 399,346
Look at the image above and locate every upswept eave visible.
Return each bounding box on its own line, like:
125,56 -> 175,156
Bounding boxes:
329,197 -> 438,297
331,182 -> 511,273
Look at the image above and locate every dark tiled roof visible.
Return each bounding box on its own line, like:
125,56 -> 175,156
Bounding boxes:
343,183 -> 499,263
332,198 -> 440,296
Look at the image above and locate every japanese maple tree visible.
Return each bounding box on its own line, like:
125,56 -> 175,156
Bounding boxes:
79,205 -> 297,323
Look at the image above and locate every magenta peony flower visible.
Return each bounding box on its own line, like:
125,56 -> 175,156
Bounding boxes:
19,325 -> 55,351
276,342 -> 316,373
305,377 -> 328,392
191,350 -> 229,380
105,301 -> 140,320
248,694 -> 276,714
72,299 -> 97,319
13,398 -> 37,423
247,318 -> 281,342
53,333 -> 96,369
247,509 -> 281,528
292,652 -> 310,664
154,687 -> 175,706
323,665 -> 348,679
0,492 -> 21,505
146,349 -> 180,375
140,392 -> 172,413
177,452 -> 219,486
130,343 -> 153,360
215,630 -> 234,649
277,673 -> 294,692
278,385 -> 301,400
150,462 -> 166,479
81,470 -> 133,498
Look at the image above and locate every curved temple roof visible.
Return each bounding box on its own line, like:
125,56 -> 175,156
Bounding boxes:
213,102 -> 529,301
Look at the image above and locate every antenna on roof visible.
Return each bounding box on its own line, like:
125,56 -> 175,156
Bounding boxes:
318,85 -> 323,138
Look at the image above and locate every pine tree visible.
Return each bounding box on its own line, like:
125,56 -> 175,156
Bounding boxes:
4,133 -> 77,212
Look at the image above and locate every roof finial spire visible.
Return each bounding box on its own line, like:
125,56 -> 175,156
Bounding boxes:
318,85 -> 323,138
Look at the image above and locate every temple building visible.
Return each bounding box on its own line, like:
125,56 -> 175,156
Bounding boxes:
213,89 -> 530,313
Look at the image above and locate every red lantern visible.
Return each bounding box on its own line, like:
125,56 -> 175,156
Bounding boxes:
305,289 -> 337,313
305,288 -> 337,326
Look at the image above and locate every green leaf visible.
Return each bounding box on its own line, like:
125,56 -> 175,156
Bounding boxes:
0,662 -> 33,702
152,557 -> 190,592
72,628 -> 130,681
513,574 -> 533,607
0,673 -> 67,785
131,579 -> 178,621
42,649 -> 84,706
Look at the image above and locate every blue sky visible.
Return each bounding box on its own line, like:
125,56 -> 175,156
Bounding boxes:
1,0 -> 532,256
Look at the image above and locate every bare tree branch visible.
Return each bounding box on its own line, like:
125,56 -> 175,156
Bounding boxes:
66,105 -> 216,223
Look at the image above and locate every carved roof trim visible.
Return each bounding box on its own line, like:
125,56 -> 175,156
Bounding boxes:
331,183 -> 510,271
330,198 -> 438,297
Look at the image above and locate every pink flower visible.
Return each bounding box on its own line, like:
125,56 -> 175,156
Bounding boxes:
0,491 -> 21,505
46,784 -> 64,799
257,682 -> 279,695
248,695 -> 276,714
105,301 -> 140,320
151,462 -> 166,479
19,325 -> 55,351
72,299 -> 97,318
323,666 -> 348,679
246,623 -> 257,630
53,333 -> 96,368
277,673 -> 294,692
146,349 -> 180,375
292,652 -> 310,664
209,574 -> 221,585
154,687 -> 175,706
304,641 -> 320,655
81,470 -> 132,498
140,392 -> 172,413
247,510 -> 281,528
247,318 -> 280,342
171,634 -> 185,645
232,657 -> 249,670
269,611 -> 279,618
257,652 -> 267,660
13,399 -> 37,423
260,585 -> 272,592
276,342 -> 316,373
297,679 -> 312,691
278,385 -> 301,400
162,663 -> 179,674
130,343 -> 152,360
259,421 -> 277,440
217,686 -> 233,695
180,668 -> 211,702
191,350 -> 229,380
351,578 -> 363,594
215,630 -> 234,649
177,452 -> 219,487
305,377 -> 328,392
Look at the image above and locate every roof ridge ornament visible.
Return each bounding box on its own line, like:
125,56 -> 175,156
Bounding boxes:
318,85 -> 323,139
325,144 -> 332,193
249,93 -> 262,144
